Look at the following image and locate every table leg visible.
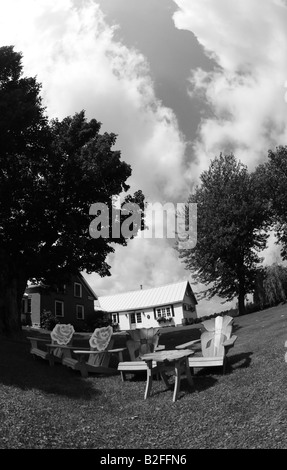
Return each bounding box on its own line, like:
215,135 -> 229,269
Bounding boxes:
173,359 -> 182,402
144,360 -> 153,400
78,355 -> 89,378
47,347 -> 55,367
48,354 -> 55,367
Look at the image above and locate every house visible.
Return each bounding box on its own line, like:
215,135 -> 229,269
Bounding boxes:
97,280 -> 198,331
21,273 -> 98,328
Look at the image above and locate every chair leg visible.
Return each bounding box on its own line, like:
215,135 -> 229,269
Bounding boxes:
185,358 -> 194,389
144,364 -> 153,400
79,361 -> 89,378
173,361 -> 182,402
223,356 -> 227,375
48,355 -> 55,367
120,371 -> 126,381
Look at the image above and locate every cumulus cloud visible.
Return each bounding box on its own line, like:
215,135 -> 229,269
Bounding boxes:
0,0 -> 188,201
172,0 -> 287,176
172,0 -> 287,267
0,0 -> 191,297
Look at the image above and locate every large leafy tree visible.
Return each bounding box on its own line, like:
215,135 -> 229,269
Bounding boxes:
178,154 -> 270,315
0,46 -> 145,335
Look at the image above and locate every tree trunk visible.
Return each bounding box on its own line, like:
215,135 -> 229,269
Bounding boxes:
238,286 -> 246,316
0,272 -> 27,336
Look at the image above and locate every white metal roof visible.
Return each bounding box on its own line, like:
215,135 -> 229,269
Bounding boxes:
98,280 -> 196,313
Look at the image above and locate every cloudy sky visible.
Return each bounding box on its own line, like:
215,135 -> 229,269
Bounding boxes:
1,0 -> 287,315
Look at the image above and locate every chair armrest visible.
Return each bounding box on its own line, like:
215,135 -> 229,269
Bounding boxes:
27,337 -> 49,343
175,339 -> 201,350
222,335 -> 237,348
46,344 -> 78,351
107,348 -> 127,353
73,348 -> 126,355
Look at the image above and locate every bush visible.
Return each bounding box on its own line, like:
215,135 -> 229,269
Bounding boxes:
40,310 -> 59,331
82,310 -> 112,332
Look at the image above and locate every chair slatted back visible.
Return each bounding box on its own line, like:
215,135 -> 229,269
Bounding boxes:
50,324 -> 75,358
126,327 -> 160,361
201,316 -> 233,357
87,326 -> 114,367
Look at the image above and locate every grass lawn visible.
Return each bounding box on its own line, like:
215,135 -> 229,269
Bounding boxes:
0,304 -> 287,449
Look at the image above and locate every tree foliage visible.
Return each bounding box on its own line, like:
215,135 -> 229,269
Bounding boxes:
178,153 -> 270,315
254,263 -> 287,308
255,146 -> 287,260
0,46 -> 145,335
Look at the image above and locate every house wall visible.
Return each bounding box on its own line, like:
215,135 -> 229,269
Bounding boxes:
24,275 -> 97,328
30,292 -> 41,325
110,285 -> 198,331
113,301 -> 197,331
181,292 -> 197,325
40,281 -> 95,327
116,307 -> 160,331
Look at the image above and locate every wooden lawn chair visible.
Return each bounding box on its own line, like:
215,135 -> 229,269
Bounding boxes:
117,327 -> 165,381
176,315 -> 237,374
27,323 -> 75,366
65,326 -> 126,377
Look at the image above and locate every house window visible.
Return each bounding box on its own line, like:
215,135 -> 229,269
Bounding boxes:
136,312 -> 142,323
74,282 -> 82,298
22,298 -> 31,314
130,311 -> 143,325
55,300 -> 64,317
112,313 -> 119,324
76,305 -> 84,320
184,303 -> 195,312
156,305 -> 173,319
57,284 -> 67,294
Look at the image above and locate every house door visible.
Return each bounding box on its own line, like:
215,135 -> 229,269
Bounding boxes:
130,311 -> 143,329
130,312 -> 136,329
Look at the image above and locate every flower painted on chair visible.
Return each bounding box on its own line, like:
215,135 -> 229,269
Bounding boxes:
51,324 -> 75,345
89,326 -> 113,351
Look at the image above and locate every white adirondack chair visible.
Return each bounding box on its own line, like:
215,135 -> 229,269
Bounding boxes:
65,326 -> 126,377
117,327 -> 165,381
27,324 -> 75,366
176,315 -> 237,374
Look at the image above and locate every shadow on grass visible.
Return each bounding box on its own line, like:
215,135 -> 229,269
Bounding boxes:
122,367 -> 219,402
231,322 -> 242,333
181,375 -> 218,395
228,351 -> 253,370
0,336 -> 106,400
191,351 -> 253,379
114,351 -> 253,398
